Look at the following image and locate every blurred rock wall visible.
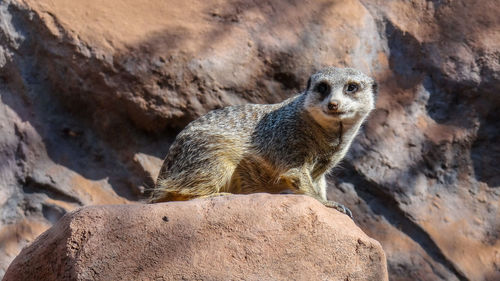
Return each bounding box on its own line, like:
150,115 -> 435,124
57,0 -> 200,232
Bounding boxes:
0,0 -> 498,280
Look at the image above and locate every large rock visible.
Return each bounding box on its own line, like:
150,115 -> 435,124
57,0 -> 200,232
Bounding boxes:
3,194 -> 388,281
0,0 -> 499,280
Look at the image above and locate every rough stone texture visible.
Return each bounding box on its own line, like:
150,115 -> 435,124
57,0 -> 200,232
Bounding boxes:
0,0 -> 499,280
3,194 -> 388,281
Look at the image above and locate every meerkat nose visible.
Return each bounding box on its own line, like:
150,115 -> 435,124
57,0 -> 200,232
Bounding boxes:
328,100 -> 339,111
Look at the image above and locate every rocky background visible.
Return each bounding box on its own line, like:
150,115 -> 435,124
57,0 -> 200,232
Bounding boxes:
0,0 -> 498,280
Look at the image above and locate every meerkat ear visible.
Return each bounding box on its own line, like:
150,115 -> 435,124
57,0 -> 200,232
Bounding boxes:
306,77 -> 311,91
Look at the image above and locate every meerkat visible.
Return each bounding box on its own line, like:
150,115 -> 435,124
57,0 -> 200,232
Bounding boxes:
151,67 -> 377,218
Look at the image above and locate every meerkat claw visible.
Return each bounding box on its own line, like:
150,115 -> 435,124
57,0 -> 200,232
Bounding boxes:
323,200 -> 353,219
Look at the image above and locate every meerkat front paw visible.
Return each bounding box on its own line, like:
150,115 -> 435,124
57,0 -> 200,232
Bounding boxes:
278,170 -> 302,190
322,200 -> 353,219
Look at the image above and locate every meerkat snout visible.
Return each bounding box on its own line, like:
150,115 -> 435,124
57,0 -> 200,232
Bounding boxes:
304,67 -> 376,127
327,100 -> 339,111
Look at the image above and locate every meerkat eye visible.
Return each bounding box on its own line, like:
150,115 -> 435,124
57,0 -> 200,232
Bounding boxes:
316,82 -> 330,97
345,83 -> 359,93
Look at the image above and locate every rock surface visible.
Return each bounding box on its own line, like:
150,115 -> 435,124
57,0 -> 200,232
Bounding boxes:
3,194 -> 388,281
0,0 -> 499,280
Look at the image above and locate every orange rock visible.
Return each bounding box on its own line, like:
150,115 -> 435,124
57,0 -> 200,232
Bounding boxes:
4,194 -> 388,281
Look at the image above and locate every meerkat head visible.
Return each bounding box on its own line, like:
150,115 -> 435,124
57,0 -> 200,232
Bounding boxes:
303,67 -> 377,128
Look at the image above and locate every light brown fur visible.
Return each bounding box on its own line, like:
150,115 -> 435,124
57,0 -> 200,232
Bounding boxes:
151,67 -> 377,217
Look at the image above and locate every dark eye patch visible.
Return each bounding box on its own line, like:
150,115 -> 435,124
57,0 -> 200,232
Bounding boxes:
345,83 -> 359,93
315,82 -> 330,97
